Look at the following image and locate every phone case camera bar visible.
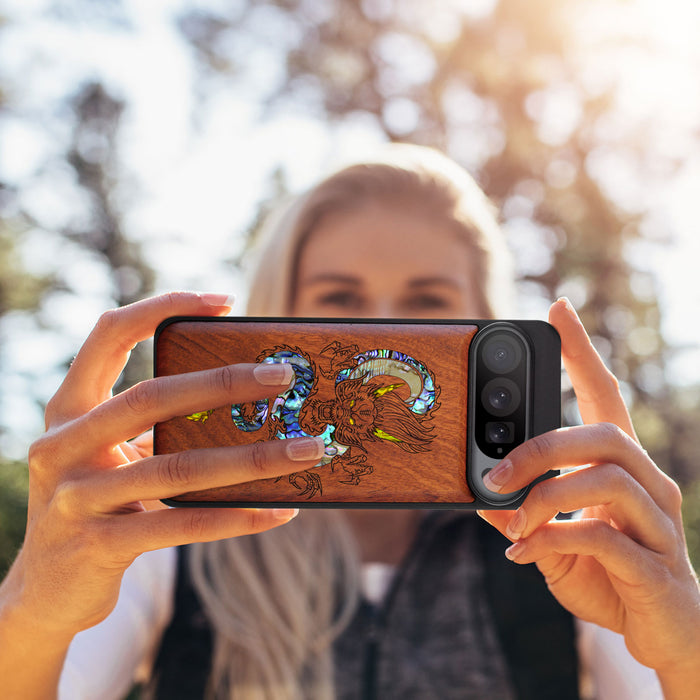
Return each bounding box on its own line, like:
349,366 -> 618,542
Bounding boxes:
154,317 -> 560,509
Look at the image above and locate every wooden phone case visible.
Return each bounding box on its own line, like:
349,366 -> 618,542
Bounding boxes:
155,318 -> 480,507
155,317 -> 561,508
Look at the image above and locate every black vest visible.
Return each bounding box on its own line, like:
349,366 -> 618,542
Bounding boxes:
148,513 -> 579,699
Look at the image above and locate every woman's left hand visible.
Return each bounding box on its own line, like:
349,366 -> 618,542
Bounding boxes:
478,298 -> 700,696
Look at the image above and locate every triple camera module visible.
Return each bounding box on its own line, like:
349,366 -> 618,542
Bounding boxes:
468,322 -> 532,505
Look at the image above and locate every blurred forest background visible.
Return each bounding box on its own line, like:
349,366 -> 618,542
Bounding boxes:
1,0 -> 700,574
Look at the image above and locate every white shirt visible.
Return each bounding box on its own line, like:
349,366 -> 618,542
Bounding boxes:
59,548 -> 663,700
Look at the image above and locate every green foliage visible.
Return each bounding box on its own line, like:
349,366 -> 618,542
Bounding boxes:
0,460 -> 28,577
0,216 -> 54,316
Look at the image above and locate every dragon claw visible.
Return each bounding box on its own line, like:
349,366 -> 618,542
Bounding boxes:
289,470 -> 323,498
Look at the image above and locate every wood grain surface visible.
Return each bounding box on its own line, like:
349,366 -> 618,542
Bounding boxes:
155,319 -> 478,505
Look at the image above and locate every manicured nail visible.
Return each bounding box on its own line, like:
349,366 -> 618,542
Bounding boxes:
285,436 -> 326,462
199,293 -> 236,308
505,541 -> 527,561
557,296 -> 578,319
506,509 -> 527,540
483,460 -> 512,493
273,508 -> 299,521
254,363 -> 295,386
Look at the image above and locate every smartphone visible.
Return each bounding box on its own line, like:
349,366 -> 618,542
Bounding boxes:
154,317 -> 560,509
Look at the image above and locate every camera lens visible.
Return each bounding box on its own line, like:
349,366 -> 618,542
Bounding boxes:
489,387 -> 510,411
482,334 -> 523,374
486,421 -> 514,444
481,378 -> 521,417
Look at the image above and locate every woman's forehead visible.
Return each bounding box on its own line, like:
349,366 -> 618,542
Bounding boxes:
298,203 -> 472,278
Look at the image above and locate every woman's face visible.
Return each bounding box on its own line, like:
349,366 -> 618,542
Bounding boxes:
292,202 -> 484,319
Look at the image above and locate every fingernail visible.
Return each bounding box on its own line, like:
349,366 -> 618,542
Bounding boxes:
557,296 -> 578,319
285,436 -> 326,462
483,460 -> 512,493
254,363 -> 295,386
505,541 -> 527,561
506,509 -> 527,540
273,508 -> 299,521
199,293 -> 236,308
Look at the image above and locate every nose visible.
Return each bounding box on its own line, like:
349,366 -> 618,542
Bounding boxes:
366,299 -> 398,318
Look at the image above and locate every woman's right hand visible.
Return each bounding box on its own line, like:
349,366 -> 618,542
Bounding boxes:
1,292 -> 324,642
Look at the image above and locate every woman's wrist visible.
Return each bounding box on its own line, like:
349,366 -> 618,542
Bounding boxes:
0,618 -> 71,699
1,550 -> 76,646
657,664 -> 700,700
0,556 -> 75,698
654,642 -> 700,700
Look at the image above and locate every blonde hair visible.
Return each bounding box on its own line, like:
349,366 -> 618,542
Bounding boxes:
189,512 -> 359,700
246,143 -> 514,318
188,144 -> 514,699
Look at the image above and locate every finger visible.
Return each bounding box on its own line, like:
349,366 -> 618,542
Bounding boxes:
108,506 -> 301,558
47,292 -> 235,424
548,298 -> 636,439
503,518 -> 663,587
483,424 -> 681,515
85,436 -> 326,508
503,464 -> 675,554
120,431 -> 152,461
64,362 -> 296,457
128,430 -> 153,459
476,509 -> 515,539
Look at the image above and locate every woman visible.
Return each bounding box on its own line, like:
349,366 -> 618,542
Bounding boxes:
0,146 -> 698,699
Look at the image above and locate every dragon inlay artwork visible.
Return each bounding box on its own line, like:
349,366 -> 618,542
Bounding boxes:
193,341 -> 441,498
